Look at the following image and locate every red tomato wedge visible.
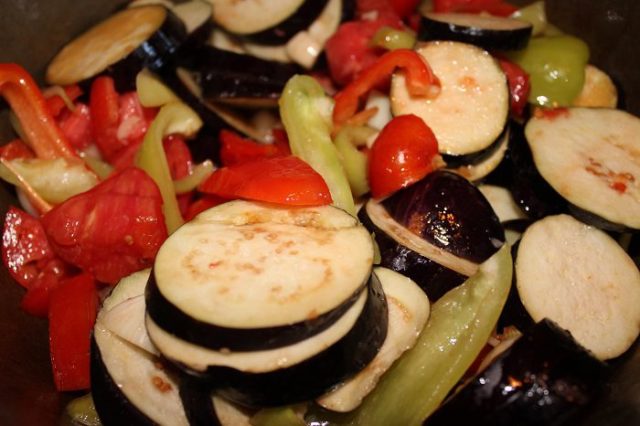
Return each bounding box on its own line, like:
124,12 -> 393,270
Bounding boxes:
369,114 -> 440,198
89,76 -> 120,161
219,129 -> 290,166
2,207 -> 63,289
199,156 -> 332,206
41,167 -> 168,284
48,273 -> 98,391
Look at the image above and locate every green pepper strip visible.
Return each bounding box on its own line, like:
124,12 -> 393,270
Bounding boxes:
280,75 -> 355,215
0,63 -> 78,160
332,49 -> 440,127
334,125 -> 376,198
370,26 -> 416,51
135,102 -> 202,234
312,244 -> 512,426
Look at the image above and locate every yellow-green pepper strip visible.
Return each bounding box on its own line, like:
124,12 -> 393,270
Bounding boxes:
65,393 -> 101,426
173,159 -> 215,194
250,406 -> 306,426
508,35 -> 589,107
312,245 -> 512,426
135,69 -> 180,107
371,26 -> 416,51
135,102 -> 202,234
279,75 -> 355,215
334,125 -> 376,198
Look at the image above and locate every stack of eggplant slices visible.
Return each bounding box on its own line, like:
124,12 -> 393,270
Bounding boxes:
60,0 -> 640,424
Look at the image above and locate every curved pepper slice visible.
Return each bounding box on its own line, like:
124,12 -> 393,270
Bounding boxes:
332,49 -> 440,128
0,63 -> 77,160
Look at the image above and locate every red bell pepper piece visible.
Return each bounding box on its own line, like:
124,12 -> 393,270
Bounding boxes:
368,114 -> 441,198
433,0 -> 518,17
0,64 -> 78,160
333,49 -> 440,127
199,156 -> 332,206
57,103 -> 93,150
184,195 -> 227,221
48,273 -> 98,391
41,167 -> 168,284
89,76 -> 120,161
497,58 -> 531,117
45,84 -> 83,118
219,129 -> 290,166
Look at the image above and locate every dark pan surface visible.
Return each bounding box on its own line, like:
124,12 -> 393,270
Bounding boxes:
0,0 -> 638,424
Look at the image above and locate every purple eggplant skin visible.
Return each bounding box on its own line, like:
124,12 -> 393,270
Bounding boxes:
382,170 -> 505,263
424,319 -> 608,426
182,275 -> 388,408
146,268 -> 366,352
190,46 -> 301,102
441,125 -> 509,169
358,203 -> 467,302
242,0 -> 330,45
90,337 -> 158,426
179,379 -> 222,426
507,121 -> 567,219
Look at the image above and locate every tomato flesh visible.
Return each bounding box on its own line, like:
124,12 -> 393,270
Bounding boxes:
368,114 -> 440,198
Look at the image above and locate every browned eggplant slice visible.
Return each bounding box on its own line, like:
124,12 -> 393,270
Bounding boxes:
424,319 -> 608,426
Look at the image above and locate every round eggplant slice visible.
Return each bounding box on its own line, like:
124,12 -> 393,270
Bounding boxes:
180,380 -> 253,426
391,41 -> 509,156
146,201 -> 374,352
241,0 -> 330,45
46,5 -> 187,85
447,125 -> 510,182
316,267 -> 430,413
525,107 -> 640,230
382,170 -> 505,263
212,0 -> 311,36
359,200 -> 471,302
418,12 -> 533,51
515,214 -> 640,360
91,323 -> 189,426
424,319 -> 607,426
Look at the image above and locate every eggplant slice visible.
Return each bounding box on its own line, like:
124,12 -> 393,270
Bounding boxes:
46,5 -> 187,85
525,107 -> 640,230
146,200 -> 374,352
419,12 -> 533,51
391,41 -> 509,157
316,267 -> 430,413
514,214 -> 640,360
425,319 -> 607,426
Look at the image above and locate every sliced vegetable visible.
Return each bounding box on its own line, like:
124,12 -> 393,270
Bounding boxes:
279,75 -> 354,214
49,273 -> 98,391
432,0 -> 518,17
44,84 -> 83,118
65,393 -> 101,426
572,64 -> 618,108
41,167 -> 167,284
333,48 -> 440,127
370,26 -> 416,51
334,125 -> 376,198
251,406 -> 305,426
0,64 -> 78,160
136,68 -> 180,107
309,244 -> 512,425
507,35 -> 589,107
46,5 -> 187,85
135,101 -> 202,233
510,0 -> 547,36
219,129 -> 290,167
368,114 -> 440,199
418,12 -> 532,51
497,58 -> 530,117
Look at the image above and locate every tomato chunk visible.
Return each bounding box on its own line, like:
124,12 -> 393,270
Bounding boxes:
41,167 -> 168,284
48,273 -> 98,391
369,114 -> 441,198
199,156 -> 332,206
219,129 -> 290,166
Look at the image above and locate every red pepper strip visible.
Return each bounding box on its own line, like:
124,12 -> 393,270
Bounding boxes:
184,195 -> 227,222
0,64 -> 78,160
333,49 -> 440,127
432,0 -> 518,17
369,114 -> 441,199
0,139 -> 34,160
497,58 -> 531,117
219,129 -> 291,167
48,273 -> 98,391
199,155 -> 332,207
89,76 -> 121,162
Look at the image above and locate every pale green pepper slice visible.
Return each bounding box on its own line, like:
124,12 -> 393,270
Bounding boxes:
251,406 -> 306,426
308,244 -> 513,426
334,125 -> 376,198
279,75 -> 355,215
371,26 -> 416,51
508,35 -> 589,107
135,102 -> 202,234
